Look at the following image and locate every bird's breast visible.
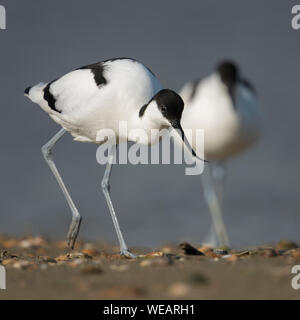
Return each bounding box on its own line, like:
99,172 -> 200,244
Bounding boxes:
181,92 -> 262,160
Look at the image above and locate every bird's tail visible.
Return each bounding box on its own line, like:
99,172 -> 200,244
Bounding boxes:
24,82 -> 46,105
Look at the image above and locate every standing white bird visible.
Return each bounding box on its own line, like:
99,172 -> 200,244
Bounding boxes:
25,57 -> 199,257
179,61 -> 263,247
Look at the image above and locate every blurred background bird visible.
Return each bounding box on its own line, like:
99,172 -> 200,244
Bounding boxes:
179,61 -> 263,247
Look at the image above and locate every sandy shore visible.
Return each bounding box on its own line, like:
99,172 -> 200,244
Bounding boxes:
0,235 -> 299,300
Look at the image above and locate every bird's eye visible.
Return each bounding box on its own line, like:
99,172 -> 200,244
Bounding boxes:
161,105 -> 167,113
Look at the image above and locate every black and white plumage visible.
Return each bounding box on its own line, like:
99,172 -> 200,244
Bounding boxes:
179,61 -> 263,247
25,58 -> 162,143
25,57 -> 197,257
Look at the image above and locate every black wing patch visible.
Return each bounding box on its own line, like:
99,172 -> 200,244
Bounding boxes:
79,57 -> 156,88
44,80 -> 61,113
78,63 -> 107,87
139,104 -> 147,118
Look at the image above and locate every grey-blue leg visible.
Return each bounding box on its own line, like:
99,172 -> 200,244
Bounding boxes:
41,128 -> 82,249
101,145 -> 136,258
201,162 -> 230,248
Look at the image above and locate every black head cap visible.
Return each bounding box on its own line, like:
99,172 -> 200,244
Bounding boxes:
152,89 -> 184,127
217,60 -> 239,86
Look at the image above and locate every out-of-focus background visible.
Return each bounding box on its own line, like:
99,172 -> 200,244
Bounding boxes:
0,0 -> 299,248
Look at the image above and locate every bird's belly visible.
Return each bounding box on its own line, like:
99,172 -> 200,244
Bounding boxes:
204,129 -> 259,160
203,115 -> 262,160
50,112 -> 118,145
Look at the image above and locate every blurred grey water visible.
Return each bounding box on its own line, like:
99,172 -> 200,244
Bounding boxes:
0,0 -> 299,248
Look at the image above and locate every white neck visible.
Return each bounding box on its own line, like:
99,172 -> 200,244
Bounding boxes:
128,101 -> 170,145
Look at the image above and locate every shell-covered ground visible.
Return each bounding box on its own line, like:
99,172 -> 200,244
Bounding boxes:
0,235 -> 299,299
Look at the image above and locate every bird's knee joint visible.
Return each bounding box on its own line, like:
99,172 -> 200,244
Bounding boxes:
73,215 -> 82,223
41,145 -> 51,159
101,180 -> 110,191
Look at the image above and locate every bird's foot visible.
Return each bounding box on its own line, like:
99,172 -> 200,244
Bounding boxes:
67,216 -> 82,249
120,249 -> 137,259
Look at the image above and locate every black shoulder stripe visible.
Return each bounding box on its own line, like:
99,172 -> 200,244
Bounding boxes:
44,80 -> 61,113
78,58 -> 156,87
78,63 -> 107,87
139,104 -> 147,118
